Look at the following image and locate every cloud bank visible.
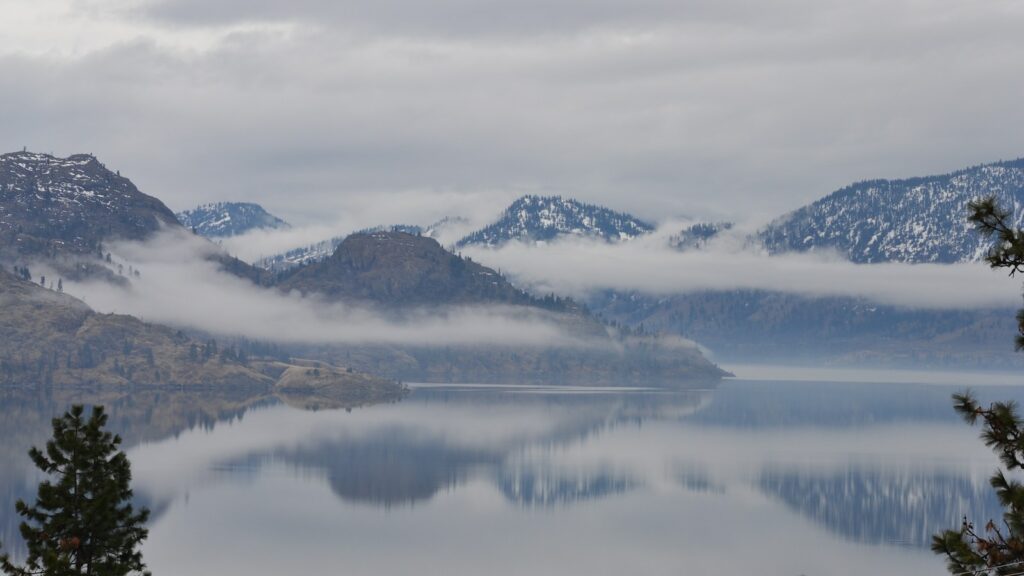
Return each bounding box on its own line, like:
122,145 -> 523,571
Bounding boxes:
60,230 -> 592,348
463,235 -> 1022,310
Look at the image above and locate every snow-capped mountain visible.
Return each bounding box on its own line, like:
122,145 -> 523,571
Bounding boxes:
457,195 -> 654,247
176,202 -> 289,238
759,159 -> 1024,263
0,151 -> 179,258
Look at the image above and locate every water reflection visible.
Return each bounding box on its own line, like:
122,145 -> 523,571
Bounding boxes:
498,467 -> 638,508
268,430 -> 496,507
759,466 -> 1003,547
0,385 -> 270,559
216,387 -> 708,508
0,378 -> 1017,575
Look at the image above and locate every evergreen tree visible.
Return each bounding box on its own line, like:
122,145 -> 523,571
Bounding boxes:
0,405 -> 150,576
933,197 -> 1024,574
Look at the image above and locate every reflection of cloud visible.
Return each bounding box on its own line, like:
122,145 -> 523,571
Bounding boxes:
465,235 -> 1019,309
60,229 -> 590,348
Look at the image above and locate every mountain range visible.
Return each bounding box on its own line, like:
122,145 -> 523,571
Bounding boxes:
238,157 -> 1024,271
6,147 -> 1024,378
254,156 -> 1024,368
176,202 -> 290,238
758,159 -> 1024,263
255,196 -> 656,272
0,151 -> 727,386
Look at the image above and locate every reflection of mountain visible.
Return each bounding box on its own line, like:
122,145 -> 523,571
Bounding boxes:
674,465 -> 725,495
497,468 -> 637,508
271,431 -> 497,507
249,388 -> 708,507
758,468 -> 1003,548
4,379 -> 1014,560
0,386 -> 270,559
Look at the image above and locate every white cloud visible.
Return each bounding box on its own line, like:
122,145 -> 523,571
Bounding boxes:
60,229 -> 597,347
464,234 -> 1021,309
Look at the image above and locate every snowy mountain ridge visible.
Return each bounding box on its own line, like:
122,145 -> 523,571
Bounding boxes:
758,159 -> 1024,263
456,195 -> 654,247
176,201 -> 289,238
0,150 -> 180,259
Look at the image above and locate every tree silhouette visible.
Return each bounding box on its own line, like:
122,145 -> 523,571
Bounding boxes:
933,197 -> 1024,574
0,405 -> 150,576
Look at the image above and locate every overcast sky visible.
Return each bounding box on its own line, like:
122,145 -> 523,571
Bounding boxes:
3,0 -> 1023,228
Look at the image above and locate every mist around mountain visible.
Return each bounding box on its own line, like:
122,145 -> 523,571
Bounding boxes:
0,266 -> 270,388
0,151 -> 180,281
0,263 -> 408,404
270,230 -> 726,384
7,148 -> 1023,380
240,154 -> 1024,370
588,289 -> 1020,370
0,151 -> 727,387
605,158 -> 1024,366
0,152 -> 398,395
176,202 -> 290,238
257,218 -> 470,272
670,222 -> 735,251
277,230 -> 577,309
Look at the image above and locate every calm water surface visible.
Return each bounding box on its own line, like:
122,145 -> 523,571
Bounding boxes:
1,374 -> 1020,575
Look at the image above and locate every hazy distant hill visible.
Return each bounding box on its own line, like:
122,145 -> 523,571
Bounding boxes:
457,195 -> 653,247
583,158 -> 1024,368
759,158 -> 1024,263
589,289 -> 1020,369
176,201 -> 289,238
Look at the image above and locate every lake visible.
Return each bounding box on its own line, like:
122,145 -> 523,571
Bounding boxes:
1,371 -> 1020,575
